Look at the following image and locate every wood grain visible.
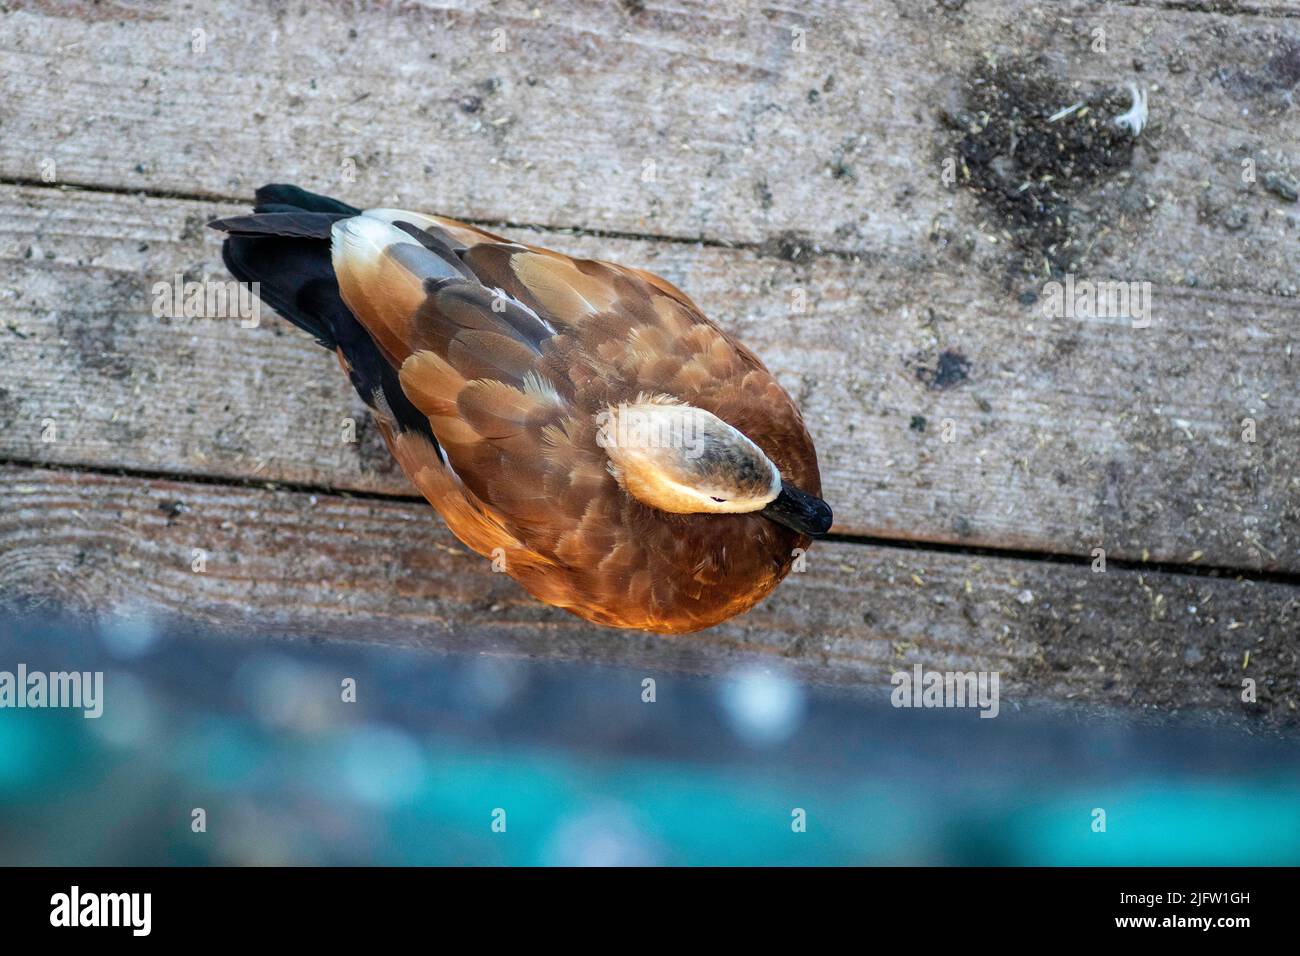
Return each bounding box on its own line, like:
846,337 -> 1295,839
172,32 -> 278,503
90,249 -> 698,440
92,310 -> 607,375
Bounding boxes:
1,184 -> 1296,571
2,464 -> 1296,726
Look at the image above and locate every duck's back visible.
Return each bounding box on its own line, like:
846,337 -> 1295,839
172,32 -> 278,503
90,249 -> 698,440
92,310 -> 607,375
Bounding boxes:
215,188 -> 820,633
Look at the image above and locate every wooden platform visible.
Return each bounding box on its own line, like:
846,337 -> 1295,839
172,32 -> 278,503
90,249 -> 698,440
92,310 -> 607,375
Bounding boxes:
1,0 -> 1297,727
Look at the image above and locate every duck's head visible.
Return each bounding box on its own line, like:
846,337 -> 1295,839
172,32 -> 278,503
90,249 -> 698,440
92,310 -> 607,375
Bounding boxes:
598,396 -> 832,536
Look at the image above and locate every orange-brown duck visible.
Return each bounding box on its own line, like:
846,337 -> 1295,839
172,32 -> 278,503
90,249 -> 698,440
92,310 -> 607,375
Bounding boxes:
211,185 -> 831,634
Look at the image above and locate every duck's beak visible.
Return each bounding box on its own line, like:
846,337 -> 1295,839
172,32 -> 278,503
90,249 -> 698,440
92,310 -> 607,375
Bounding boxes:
761,481 -> 833,536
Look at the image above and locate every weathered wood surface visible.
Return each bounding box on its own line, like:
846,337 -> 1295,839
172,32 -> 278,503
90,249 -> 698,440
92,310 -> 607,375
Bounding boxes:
0,0 -> 1298,730
2,464 -> 1296,725
2,183 -> 1296,570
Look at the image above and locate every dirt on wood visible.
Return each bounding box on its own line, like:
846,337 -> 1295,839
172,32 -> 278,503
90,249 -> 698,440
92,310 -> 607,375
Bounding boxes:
943,56 -> 1139,282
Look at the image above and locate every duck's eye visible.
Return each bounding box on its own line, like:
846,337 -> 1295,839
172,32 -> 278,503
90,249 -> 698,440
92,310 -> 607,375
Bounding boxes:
710,496 -> 727,503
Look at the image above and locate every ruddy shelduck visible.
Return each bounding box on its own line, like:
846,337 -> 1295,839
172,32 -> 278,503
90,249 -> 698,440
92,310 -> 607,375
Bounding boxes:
211,185 -> 830,634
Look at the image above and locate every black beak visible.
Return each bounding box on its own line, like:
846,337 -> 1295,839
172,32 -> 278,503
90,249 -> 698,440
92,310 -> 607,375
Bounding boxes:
761,481 -> 833,536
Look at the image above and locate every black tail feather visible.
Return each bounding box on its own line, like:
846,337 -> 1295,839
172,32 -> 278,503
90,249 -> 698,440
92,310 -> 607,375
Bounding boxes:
219,233 -> 340,348
211,185 -> 439,450
209,211 -> 345,240
254,183 -> 360,217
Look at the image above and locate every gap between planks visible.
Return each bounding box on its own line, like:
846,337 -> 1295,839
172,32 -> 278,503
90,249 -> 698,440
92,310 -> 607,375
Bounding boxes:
7,455 -> 1297,591
7,176 -> 1298,289
1129,0 -> 1300,18
0,176 -> 864,264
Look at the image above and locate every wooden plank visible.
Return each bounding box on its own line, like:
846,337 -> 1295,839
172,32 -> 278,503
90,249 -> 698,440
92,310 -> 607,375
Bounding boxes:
0,0 -> 1296,294
2,183 -> 1297,571
2,464 -> 1296,727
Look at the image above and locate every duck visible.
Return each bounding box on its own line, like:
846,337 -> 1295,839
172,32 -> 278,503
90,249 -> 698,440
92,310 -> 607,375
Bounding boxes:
210,185 -> 831,634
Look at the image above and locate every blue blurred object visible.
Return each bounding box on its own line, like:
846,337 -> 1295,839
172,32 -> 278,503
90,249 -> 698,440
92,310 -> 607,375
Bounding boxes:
0,612 -> 1297,865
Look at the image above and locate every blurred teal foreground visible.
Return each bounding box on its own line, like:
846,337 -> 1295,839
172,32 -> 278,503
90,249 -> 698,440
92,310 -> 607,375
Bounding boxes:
1,613 -> 1298,865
